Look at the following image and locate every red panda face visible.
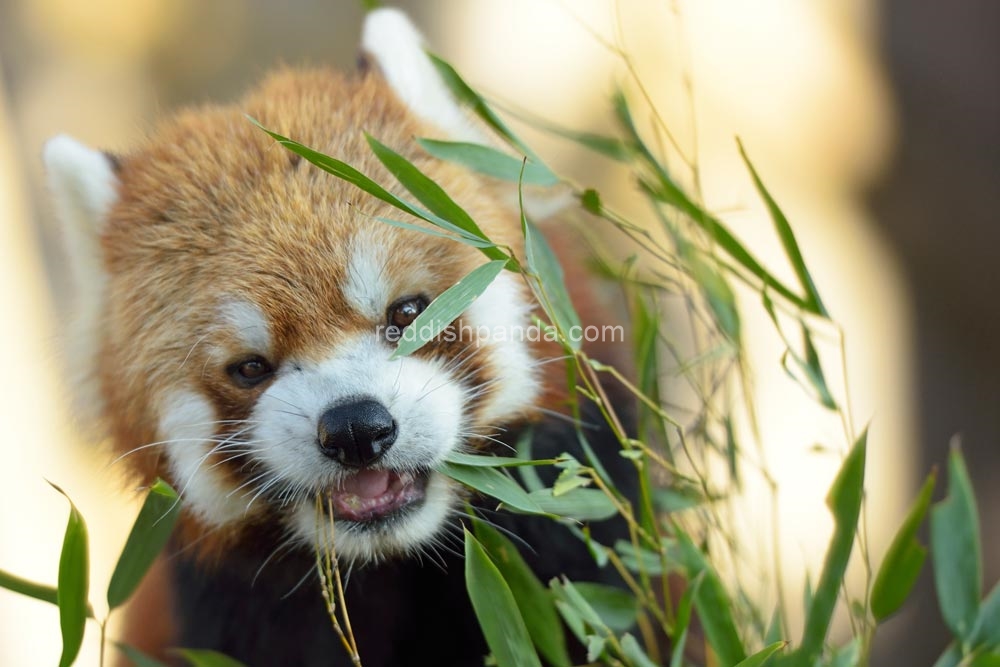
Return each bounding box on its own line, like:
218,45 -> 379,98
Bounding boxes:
44,17 -> 545,562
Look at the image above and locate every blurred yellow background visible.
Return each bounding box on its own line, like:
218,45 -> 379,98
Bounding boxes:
1,1 -> 996,664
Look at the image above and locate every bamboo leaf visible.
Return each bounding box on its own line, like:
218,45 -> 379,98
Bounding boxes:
474,522 -> 570,667
738,139 -> 828,317
438,462 -> 543,514
527,488 -> 617,521
733,641 -> 788,667
931,446 -> 982,641
522,213 -> 581,348
392,259 -> 507,358
107,479 -> 181,610
417,139 -> 559,186
464,530 -> 543,667
572,582 -> 638,633
673,529 -> 747,666
365,134 -> 497,248
871,471 -> 936,621
248,118 -> 509,263
795,429 -> 867,664
49,482 -> 90,667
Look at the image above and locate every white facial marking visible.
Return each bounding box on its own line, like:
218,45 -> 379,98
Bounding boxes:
251,334 -> 467,560
343,236 -> 390,320
465,271 -> 540,423
159,389 -> 249,527
218,300 -> 271,352
361,8 -> 482,142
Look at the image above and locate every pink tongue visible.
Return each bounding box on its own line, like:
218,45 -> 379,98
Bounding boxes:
339,470 -> 391,499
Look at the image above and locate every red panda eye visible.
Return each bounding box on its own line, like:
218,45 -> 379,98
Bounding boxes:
227,356 -> 275,388
387,295 -> 427,330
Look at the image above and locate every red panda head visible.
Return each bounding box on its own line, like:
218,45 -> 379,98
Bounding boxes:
43,10 -> 546,563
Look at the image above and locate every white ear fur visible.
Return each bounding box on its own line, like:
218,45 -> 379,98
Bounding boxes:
361,8 -> 482,142
43,134 -> 120,427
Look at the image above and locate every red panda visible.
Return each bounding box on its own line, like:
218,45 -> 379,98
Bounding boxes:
44,9 -> 634,666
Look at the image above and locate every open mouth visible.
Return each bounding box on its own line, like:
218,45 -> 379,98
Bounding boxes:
326,469 -> 430,523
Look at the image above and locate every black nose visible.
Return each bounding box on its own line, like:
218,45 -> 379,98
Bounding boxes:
317,399 -> 397,468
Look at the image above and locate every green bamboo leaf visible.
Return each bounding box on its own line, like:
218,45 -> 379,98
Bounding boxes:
613,91 -> 814,314
733,641 -> 788,667
969,652 -> 1000,667
669,572 -> 704,667
49,482 -> 89,667
365,134 -> 497,249
107,479 -> 181,610
871,471 -> 936,621
248,118 -> 508,263
796,429 -> 867,664
764,607 -> 785,646
438,462 -> 543,514
683,249 -> 740,343
932,643 -> 962,667
374,216 -> 496,248
444,452 -> 557,468
417,139 -> 559,186
619,633 -> 659,667
572,582 -> 638,633
474,522 -> 571,667
527,488 -> 617,521
0,568 -> 96,618
970,581 -> 1000,648
931,446 -> 982,641
426,53 -> 535,159
173,649 -> 248,667
737,139 -> 828,317
522,215 -> 581,348
464,530 -> 543,667
673,529 -> 747,666
115,644 -> 170,667
392,259 -> 507,358
0,568 -> 59,608
550,578 -> 607,631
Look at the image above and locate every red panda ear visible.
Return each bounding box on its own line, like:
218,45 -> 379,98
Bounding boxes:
42,134 -> 119,425
359,8 -> 481,143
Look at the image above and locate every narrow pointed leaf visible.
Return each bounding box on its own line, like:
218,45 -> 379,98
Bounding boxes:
674,529 -> 747,666
249,118 -> 508,262
439,462 -> 542,514
474,522 -> 570,667
365,134 -> 496,248
733,641 -> 788,667
108,479 -> 182,610
426,53 -> 534,158
738,139 -> 827,317
522,215 -> 581,348
572,582 -> 638,632
931,447 -> 982,641
49,482 -> 89,667
970,581 -> 1000,647
872,472 -> 936,621
620,634 -> 659,667
527,488 -> 617,521
464,530 -> 543,667
417,139 -> 558,186
392,259 -> 506,358
796,430 -> 867,664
